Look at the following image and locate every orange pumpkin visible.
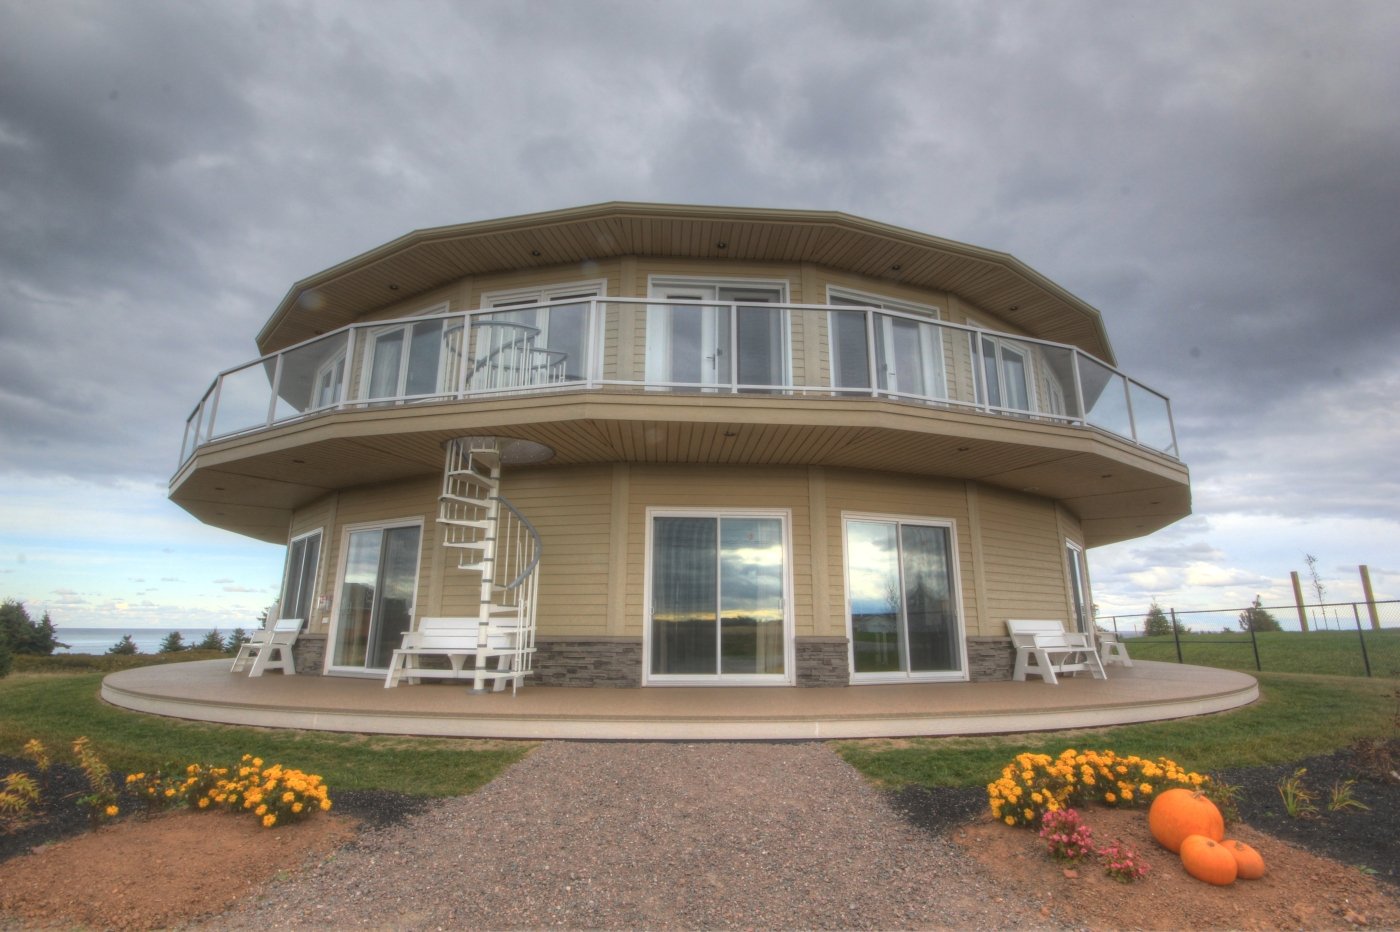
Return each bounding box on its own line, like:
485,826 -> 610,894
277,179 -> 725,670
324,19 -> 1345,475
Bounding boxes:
1222,838 -> 1266,879
1180,834 -> 1238,885
1148,787 -> 1225,853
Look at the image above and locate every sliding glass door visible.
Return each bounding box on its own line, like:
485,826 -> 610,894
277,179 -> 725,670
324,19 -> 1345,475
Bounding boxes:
647,511 -> 791,684
844,516 -> 966,682
645,282 -> 787,389
330,522 -> 422,672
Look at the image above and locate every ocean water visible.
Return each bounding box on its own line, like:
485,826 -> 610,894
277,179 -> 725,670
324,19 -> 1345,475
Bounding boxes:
54,627 -> 237,655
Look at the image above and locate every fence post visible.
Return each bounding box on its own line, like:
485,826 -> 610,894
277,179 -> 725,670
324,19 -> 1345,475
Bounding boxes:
1247,620 -> 1261,672
1290,571 -> 1310,632
1360,565 -> 1381,631
1170,608 -> 1183,664
1352,604 -> 1373,678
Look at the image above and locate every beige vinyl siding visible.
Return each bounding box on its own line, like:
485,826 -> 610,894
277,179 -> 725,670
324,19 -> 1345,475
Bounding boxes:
623,465 -> 814,638
322,476 -> 438,625
811,269 -> 951,314
821,469 -> 978,639
976,486 -> 1072,632
500,465 -> 614,636
360,290 -> 456,325
286,495 -> 336,631
1055,506 -> 1092,626
462,260 -> 622,309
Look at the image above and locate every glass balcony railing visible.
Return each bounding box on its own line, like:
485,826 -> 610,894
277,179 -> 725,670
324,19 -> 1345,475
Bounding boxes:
177,299 -> 1179,468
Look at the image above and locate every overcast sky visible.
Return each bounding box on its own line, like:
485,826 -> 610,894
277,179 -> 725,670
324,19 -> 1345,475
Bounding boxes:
2,0 -> 1397,634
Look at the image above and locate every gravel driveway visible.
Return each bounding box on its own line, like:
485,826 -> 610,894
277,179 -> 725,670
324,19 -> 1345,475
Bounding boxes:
210,741 -> 1049,930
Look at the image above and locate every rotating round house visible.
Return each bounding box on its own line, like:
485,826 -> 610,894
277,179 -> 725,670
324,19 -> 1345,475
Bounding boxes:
170,203 -> 1190,692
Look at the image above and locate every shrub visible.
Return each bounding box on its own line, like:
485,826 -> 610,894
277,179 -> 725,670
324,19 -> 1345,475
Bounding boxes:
225,628 -> 250,654
987,748 -> 1210,827
0,600 -> 66,655
1039,808 -> 1095,861
115,755 -> 334,829
1098,840 -> 1151,883
203,755 -> 332,828
72,736 -> 119,822
157,631 -> 187,653
195,629 -> 226,652
107,634 -> 139,655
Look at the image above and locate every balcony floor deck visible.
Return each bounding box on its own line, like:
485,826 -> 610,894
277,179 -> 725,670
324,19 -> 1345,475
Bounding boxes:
102,659 -> 1257,741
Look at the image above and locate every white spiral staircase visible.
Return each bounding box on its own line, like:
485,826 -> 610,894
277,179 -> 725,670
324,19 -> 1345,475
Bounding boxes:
436,437 -> 542,692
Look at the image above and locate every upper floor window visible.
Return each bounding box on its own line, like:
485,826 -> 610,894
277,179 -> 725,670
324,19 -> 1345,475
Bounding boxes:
646,277 -> 789,388
827,288 -> 947,400
480,281 -> 605,382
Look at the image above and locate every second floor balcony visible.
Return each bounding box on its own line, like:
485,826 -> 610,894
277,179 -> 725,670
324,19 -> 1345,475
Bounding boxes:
179,298 -> 1179,470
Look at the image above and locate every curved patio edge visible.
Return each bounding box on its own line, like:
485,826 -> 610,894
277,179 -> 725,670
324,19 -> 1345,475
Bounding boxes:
101,659 -> 1258,741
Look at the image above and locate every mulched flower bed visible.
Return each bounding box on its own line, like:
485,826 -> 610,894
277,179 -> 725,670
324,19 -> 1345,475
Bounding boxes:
0,755 -> 428,864
6,741 -> 1398,891
889,740 -> 1400,890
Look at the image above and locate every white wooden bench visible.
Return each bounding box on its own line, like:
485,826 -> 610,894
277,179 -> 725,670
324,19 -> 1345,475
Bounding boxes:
230,618 -> 301,676
384,616 -> 532,692
1007,619 -> 1107,685
1097,631 -> 1133,667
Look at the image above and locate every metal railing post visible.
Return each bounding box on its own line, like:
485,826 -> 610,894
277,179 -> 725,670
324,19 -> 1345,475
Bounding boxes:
1071,350 -> 1087,426
1122,376 -> 1138,444
1352,604 -> 1373,678
1170,608 -> 1183,663
865,310 -> 878,398
265,353 -> 284,428
1247,619 -> 1261,671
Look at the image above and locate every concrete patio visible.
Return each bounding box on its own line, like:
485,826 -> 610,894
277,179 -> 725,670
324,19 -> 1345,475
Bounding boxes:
101,659 -> 1258,740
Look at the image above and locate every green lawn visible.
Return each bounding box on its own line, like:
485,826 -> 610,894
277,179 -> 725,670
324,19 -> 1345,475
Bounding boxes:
1122,628 -> 1400,678
0,668 -> 531,796
835,672 -> 1399,789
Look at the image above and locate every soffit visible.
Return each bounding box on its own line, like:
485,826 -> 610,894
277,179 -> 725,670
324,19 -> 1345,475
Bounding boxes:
256,203 -> 1116,364
170,393 -> 1186,545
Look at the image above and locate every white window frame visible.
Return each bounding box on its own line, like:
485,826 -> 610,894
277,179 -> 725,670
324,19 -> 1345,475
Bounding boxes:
1065,539 -> 1091,635
359,315 -> 461,402
278,528 -> 323,625
324,516 -> 424,677
827,287 -> 947,400
968,318 -> 1039,414
645,276 -> 791,388
311,349 -> 347,410
841,511 -> 969,684
642,506 -> 795,687
479,280 -> 607,382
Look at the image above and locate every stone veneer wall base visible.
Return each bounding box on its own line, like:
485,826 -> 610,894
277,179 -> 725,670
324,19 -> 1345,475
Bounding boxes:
967,636 -> 1016,682
291,633 -> 327,676
794,637 -> 850,687
533,636 -> 643,687
297,634 -> 1012,685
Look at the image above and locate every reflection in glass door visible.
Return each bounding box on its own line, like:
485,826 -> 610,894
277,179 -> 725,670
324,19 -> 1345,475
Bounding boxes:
645,283 -> 786,389
331,524 -> 421,671
648,513 -> 789,683
979,335 -> 1032,412
844,517 -> 965,681
365,319 -> 453,401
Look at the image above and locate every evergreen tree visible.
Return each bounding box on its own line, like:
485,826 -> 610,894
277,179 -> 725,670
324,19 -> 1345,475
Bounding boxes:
1142,600 -> 1180,636
0,599 -> 67,655
1237,595 -> 1282,633
32,611 -> 65,653
157,631 -> 187,653
195,629 -> 226,652
226,627 -> 250,654
107,634 -> 139,655
0,630 -> 12,677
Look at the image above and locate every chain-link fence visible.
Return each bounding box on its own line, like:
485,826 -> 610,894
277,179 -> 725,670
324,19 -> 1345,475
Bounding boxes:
1098,600 -> 1400,677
